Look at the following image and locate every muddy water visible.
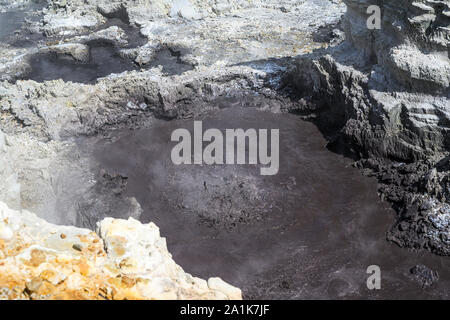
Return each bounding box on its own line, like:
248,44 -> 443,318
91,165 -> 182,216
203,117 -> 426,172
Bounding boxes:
93,107 -> 450,299
25,46 -> 193,83
149,48 -> 194,75
24,16 -> 147,84
22,17 -> 192,83
0,3 -> 43,44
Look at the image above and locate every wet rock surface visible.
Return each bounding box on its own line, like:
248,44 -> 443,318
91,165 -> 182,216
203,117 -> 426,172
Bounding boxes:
0,1 -> 44,43
0,0 -> 448,299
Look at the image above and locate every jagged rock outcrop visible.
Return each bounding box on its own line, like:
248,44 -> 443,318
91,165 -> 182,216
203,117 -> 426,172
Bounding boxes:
289,0 -> 450,255
346,0 -> 449,93
0,201 -> 242,300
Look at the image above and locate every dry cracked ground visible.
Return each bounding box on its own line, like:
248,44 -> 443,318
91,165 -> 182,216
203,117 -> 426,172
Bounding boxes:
0,0 -> 449,300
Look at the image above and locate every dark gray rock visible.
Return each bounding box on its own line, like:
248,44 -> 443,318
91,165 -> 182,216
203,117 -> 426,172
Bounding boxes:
410,264 -> 440,288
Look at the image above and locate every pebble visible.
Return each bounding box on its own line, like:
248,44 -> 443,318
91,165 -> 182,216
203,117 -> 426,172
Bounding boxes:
72,244 -> 83,252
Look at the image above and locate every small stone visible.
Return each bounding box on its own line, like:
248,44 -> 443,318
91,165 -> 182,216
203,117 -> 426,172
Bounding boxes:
419,200 -> 434,211
60,233 -> 66,239
40,270 -> 67,286
410,265 -> 439,288
78,261 -> 90,276
26,277 -> 43,293
72,244 -> 83,252
399,221 -> 410,231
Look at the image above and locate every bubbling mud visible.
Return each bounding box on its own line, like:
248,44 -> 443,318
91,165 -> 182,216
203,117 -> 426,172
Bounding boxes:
87,105 -> 450,299
0,2 -> 44,45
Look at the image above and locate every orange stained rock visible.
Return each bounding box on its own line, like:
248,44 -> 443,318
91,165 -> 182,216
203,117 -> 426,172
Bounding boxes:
114,245 -> 126,257
29,249 -> 46,267
77,260 -> 90,276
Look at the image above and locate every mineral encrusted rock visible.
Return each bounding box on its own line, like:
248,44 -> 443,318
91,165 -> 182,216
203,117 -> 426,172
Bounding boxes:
290,0 -> 450,255
0,201 -> 242,300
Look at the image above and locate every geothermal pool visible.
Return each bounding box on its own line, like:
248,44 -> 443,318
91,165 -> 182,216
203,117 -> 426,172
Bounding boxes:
0,10 -> 28,42
86,106 -> 450,299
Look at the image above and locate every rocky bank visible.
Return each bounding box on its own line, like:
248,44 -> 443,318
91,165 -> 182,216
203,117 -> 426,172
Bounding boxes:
289,0 -> 449,255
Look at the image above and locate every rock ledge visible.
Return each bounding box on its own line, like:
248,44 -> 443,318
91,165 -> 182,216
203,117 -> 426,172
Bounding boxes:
0,202 -> 241,300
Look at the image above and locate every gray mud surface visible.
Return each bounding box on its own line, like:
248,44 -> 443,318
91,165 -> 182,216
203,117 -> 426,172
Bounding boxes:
24,43 -> 140,83
0,2 -> 43,45
89,106 -> 450,299
1,0 -> 448,300
21,17 -> 149,83
148,48 -> 194,75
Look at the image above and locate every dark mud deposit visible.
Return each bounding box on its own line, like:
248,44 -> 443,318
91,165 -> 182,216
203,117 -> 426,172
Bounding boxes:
22,17 -> 148,84
0,10 -> 28,42
90,106 -> 450,299
24,47 -> 193,83
25,43 -> 140,84
149,48 -> 194,75
0,3 -> 43,44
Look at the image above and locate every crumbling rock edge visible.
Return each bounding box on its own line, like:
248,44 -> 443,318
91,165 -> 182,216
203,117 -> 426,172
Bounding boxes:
0,201 -> 242,300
